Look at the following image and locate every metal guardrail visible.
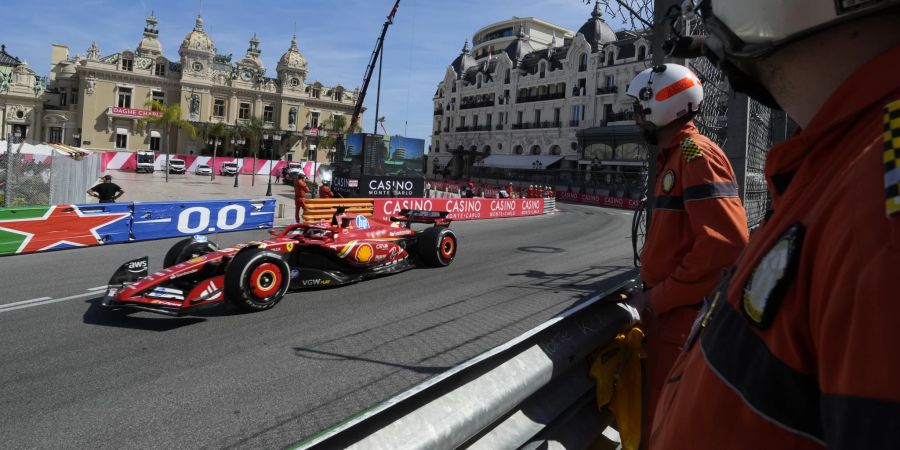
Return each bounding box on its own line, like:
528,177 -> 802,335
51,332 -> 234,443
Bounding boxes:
294,272 -> 640,449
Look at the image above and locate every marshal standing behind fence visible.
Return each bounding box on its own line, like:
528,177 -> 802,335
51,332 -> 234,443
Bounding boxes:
86,175 -> 124,203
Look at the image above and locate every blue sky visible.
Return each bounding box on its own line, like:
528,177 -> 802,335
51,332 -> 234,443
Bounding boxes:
1,0 -> 626,148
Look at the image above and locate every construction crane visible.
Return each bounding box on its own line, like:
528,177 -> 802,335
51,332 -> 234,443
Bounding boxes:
348,0 -> 401,134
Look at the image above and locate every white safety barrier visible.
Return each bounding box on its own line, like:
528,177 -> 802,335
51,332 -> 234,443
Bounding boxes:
294,272 -> 640,450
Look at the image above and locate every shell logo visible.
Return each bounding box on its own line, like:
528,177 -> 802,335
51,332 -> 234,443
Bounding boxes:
355,243 -> 374,263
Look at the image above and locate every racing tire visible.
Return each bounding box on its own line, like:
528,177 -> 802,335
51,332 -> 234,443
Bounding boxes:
417,227 -> 457,267
163,237 -> 219,268
224,249 -> 291,312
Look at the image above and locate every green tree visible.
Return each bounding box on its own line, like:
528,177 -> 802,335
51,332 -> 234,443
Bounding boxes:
237,115 -> 267,187
139,100 -> 196,183
207,121 -> 231,178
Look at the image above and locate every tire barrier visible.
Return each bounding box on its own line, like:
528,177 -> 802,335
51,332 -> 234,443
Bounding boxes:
556,191 -> 641,210
544,198 -> 557,214
301,198 -> 375,223
0,198 -> 275,257
294,272 -> 641,450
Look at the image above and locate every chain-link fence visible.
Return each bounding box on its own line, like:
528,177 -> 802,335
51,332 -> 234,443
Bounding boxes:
745,99 -> 775,229
1,134 -> 101,207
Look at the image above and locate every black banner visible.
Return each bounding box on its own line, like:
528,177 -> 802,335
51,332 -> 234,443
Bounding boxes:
359,175 -> 424,198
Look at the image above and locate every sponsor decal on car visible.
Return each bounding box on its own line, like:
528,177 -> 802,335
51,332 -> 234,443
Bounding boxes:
355,243 -> 374,263
301,279 -> 333,286
355,215 -> 370,230
127,258 -> 149,273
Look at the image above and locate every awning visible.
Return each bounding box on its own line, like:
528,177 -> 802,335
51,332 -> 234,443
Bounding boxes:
479,155 -> 563,170
116,127 -> 128,135
150,130 -> 161,138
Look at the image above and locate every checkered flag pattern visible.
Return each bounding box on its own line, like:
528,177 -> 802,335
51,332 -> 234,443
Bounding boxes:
681,138 -> 703,162
885,99 -> 900,216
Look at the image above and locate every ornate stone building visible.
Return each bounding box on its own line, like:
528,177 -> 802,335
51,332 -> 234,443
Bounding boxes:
431,3 -> 650,179
0,45 -> 46,142
26,13 -> 359,161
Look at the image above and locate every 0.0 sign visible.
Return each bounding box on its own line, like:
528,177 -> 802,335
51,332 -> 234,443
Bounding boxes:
177,204 -> 246,233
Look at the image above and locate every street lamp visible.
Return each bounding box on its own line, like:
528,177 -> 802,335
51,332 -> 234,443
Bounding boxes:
231,135 -> 245,188
304,126 -> 327,186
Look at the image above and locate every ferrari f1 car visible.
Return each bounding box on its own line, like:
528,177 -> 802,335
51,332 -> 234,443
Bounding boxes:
102,208 -> 457,316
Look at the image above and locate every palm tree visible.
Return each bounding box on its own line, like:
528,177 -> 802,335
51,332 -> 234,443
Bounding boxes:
139,100 -> 196,183
207,121 -> 230,180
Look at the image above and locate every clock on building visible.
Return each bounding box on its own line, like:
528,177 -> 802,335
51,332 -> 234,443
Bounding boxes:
192,61 -> 203,72
241,70 -> 254,81
290,77 -> 300,87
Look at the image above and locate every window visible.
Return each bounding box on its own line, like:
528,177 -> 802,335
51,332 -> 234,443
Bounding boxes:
151,90 -> 165,105
579,53 -> 588,72
263,105 -> 274,123
335,89 -> 343,101
606,52 -> 614,66
516,111 -> 523,125
116,133 -> 128,149
213,99 -> 225,117
60,89 -> 67,106
477,75 -> 482,89
605,75 -> 615,88
49,127 -> 62,144
239,102 -> 250,120
117,88 -> 132,108
312,87 -> 320,99
150,135 -> 160,151
121,57 -> 133,72
553,108 -> 561,124
460,116 -> 466,127
310,111 -> 320,128
534,109 -> 541,124
154,63 -> 166,77
486,113 -> 492,127
539,63 -> 546,79
452,83 -> 457,93
514,145 -> 524,155
571,104 -> 582,125
70,89 -> 78,105
504,69 -> 511,84
637,46 -> 647,60
473,115 -> 479,127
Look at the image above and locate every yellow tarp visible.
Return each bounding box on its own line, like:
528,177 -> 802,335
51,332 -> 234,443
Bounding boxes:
590,326 -> 644,450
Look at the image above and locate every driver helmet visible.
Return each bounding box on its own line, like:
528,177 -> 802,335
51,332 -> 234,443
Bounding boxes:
626,64 -> 703,130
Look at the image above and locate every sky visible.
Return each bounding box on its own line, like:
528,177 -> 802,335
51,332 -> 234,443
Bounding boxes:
1,0 -> 627,149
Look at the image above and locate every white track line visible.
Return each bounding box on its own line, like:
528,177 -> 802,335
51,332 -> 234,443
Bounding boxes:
86,286 -> 108,291
0,296 -> 52,310
0,291 -> 100,314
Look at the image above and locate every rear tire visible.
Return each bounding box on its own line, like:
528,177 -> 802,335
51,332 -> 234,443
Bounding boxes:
224,249 -> 291,312
417,227 -> 457,267
164,237 -> 219,268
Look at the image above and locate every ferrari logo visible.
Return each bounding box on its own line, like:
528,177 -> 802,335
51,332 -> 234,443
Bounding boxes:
286,242 -> 294,252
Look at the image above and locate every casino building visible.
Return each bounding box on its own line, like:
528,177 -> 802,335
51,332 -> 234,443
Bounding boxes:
431,2 -> 651,180
3,13 -> 359,162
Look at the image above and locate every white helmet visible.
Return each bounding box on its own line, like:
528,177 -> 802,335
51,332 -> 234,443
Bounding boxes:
699,0 -> 899,61
626,64 -> 703,129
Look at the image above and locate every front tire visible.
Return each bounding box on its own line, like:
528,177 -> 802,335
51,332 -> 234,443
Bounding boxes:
417,227 -> 457,267
164,237 -> 219,268
224,249 -> 291,312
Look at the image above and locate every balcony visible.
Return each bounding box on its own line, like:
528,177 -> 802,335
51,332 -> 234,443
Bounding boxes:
495,124 -> 504,130
460,100 -> 496,110
597,86 -> 619,95
569,119 -> 581,127
604,111 -> 636,125
515,92 -> 566,104
434,109 -> 443,116
443,127 -> 450,133
434,130 -> 441,136
455,126 -> 470,132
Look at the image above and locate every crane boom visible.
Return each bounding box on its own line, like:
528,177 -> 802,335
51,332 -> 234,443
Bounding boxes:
348,0 -> 401,134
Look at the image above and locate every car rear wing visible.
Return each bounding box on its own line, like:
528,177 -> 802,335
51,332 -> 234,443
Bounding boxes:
392,209 -> 451,227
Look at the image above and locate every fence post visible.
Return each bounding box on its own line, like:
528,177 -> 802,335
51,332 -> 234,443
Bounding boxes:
4,134 -> 12,208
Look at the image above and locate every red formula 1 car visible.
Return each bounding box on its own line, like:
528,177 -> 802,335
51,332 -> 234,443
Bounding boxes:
102,208 -> 457,316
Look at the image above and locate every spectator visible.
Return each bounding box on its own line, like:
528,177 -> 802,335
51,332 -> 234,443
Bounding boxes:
498,188 -> 510,199
425,181 -> 432,198
86,175 -> 124,203
462,182 -> 475,198
651,4 -> 900,449
293,173 -> 310,223
625,63 -> 749,441
318,180 -> 333,199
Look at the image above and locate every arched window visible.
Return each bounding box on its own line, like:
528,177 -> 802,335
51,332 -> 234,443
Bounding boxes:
550,145 -> 562,155
514,145 -> 524,155
504,69 -> 511,84
482,145 -> 492,156
477,74 -> 482,89
539,62 -> 546,79
531,145 -> 542,155
578,53 -> 588,71
606,52 -> 614,66
637,46 -> 646,61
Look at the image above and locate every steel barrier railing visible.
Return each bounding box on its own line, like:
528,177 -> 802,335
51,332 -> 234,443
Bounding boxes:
294,271 -> 640,450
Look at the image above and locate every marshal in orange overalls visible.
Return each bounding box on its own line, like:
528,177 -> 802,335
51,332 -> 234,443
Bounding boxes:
294,177 -> 310,223
639,121 -> 749,429
651,45 -> 900,450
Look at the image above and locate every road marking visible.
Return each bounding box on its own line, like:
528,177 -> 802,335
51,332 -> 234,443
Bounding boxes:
86,286 -> 107,291
0,291 -> 99,314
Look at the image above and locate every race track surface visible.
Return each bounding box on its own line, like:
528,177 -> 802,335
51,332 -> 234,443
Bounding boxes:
0,202 -> 634,449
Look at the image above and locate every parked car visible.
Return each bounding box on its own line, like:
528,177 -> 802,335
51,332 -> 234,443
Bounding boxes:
136,151 -> 155,173
195,164 -> 212,176
168,159 -> 186,174
282,162 -> 304,184
220,162 -> 238,176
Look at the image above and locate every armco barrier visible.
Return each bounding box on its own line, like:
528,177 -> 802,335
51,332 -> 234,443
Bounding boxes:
295,272 -> 640,450
131,198 -> 275,241
556,191 -> 640,210
372,198 -> 546,222
0,198 -> 275,257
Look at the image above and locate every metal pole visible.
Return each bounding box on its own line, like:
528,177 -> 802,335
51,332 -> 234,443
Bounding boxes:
313,131 -> 319,186
265,139 -> 273,196
210,140 -> 217,181
4,134 -> 12,207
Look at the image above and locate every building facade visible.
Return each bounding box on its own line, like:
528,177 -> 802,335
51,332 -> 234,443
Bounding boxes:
431,3 -> 650,180
5,13 -> 359,162
0,45 -> 46,143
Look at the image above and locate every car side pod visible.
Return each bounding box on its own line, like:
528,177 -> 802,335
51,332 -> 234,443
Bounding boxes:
101,256 -> 149,308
